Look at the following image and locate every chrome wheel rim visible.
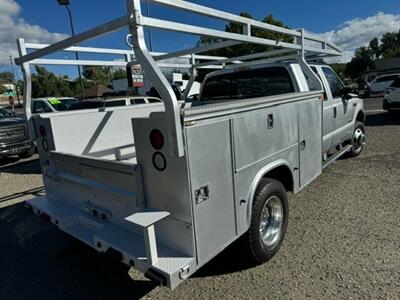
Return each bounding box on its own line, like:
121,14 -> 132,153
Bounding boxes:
259,195 -> 284,247
353,128 -> 365,151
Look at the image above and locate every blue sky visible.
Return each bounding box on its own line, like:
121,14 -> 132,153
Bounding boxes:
1,0 -> 400,78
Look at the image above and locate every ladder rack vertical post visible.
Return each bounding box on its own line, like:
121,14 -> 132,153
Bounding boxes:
16,38 -> 35,139
126,0 -> 185,157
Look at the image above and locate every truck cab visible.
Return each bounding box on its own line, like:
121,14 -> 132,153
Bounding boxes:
309,64 -> 365,156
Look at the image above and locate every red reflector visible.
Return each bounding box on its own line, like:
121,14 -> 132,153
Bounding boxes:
149,129 -> 164,150
39,125 -> 46,138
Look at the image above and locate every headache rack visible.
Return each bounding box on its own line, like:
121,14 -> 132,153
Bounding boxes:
16,0 -> 342,158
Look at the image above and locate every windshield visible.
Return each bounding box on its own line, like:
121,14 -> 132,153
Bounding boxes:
47,98 -> 68,111
59,98 -> 78,107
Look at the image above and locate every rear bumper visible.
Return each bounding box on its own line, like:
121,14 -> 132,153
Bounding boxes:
26,196 -> 194,289
0,140 -> 34,157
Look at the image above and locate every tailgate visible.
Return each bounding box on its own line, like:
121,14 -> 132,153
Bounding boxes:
45,151 -> 144,213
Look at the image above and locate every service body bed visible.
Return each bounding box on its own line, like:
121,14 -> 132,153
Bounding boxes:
27,91 -> 322,288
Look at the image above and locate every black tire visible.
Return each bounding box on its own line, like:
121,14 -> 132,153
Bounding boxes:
245,178 -> 288,264
18,148 -> 34,159
347,121 -> 366,157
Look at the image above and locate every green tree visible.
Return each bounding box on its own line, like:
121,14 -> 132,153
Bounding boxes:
197,13 -> 293,58
0,71 -> 14,83
369,37 -> 380,59
31,66 -> 76,98
379,30 -> 400,58
0,85 -> 6,94
346,47 -> 375,79
112,68 -> 127,80
16,80 -> 24,96
82,66 -> 112,86
330,63 -> 347,80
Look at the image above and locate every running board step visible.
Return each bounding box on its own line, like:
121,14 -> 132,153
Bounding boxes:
322,145 -> 352,169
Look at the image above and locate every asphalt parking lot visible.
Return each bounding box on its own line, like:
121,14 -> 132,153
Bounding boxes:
1,97 -> 399,299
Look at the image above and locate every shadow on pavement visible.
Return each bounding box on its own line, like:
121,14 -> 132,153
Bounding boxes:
193,237 -> 258,278
366,112 -> 400,127
0,203 -> 157,300
0,158 -> 41,175
0,186 -> 44,204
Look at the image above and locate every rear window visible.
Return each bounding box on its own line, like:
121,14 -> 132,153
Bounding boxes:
391,77 -> 400,88
131,98 -> 146,105
201,67 -> 294,101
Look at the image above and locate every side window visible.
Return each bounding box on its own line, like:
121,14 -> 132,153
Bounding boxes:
134,98 -> 146,104
322,67 -> 343,98
303,67 -> 320,91
33,101 -> 45,113
148,98 -> 161,103
105,100 -> 125,107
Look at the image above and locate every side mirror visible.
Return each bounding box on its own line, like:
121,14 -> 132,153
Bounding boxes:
341,87 -> 355,100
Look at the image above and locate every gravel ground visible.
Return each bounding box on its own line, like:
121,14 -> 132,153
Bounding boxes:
1,108 -> 399,299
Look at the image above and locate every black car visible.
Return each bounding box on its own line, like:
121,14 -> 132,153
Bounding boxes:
0,107 -> 35,159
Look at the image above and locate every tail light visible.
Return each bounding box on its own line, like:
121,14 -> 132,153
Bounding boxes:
149,129 -> 164,150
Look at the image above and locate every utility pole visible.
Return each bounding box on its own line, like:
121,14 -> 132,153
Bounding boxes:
9,55 -> 21,106
57,0 -> 85,99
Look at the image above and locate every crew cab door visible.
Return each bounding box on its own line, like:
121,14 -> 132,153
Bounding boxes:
320,66 -> 355,147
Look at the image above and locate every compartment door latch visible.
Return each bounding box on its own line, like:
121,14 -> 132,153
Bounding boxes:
195,185 -> 210,204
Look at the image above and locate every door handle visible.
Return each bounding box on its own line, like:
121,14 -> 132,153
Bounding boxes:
333,107 -> 337,118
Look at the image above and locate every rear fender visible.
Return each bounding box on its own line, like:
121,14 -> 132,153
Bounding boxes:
245,159 -> 293,230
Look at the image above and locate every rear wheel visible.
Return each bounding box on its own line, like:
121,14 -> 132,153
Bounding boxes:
347,121 -> 366,157
245,178 -> 288,263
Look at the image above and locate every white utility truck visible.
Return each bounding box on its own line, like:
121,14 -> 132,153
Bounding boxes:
16,0 -> 366,289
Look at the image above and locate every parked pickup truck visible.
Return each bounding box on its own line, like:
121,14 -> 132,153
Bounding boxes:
0,107 -> 34,159
16,0 -> 366,290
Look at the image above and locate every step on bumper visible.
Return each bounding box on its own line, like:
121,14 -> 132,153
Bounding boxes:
26,196 -> 195,289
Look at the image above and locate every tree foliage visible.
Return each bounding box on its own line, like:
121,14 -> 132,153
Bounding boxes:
82,66 -> 112,86
112,68 -> 127,80
0,85 -> 7,94
346,29 -> 400,79
0,71 -> 14,83
346,47 -> 375,79
197,13 -> 293,58
31,66 -> 76,98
